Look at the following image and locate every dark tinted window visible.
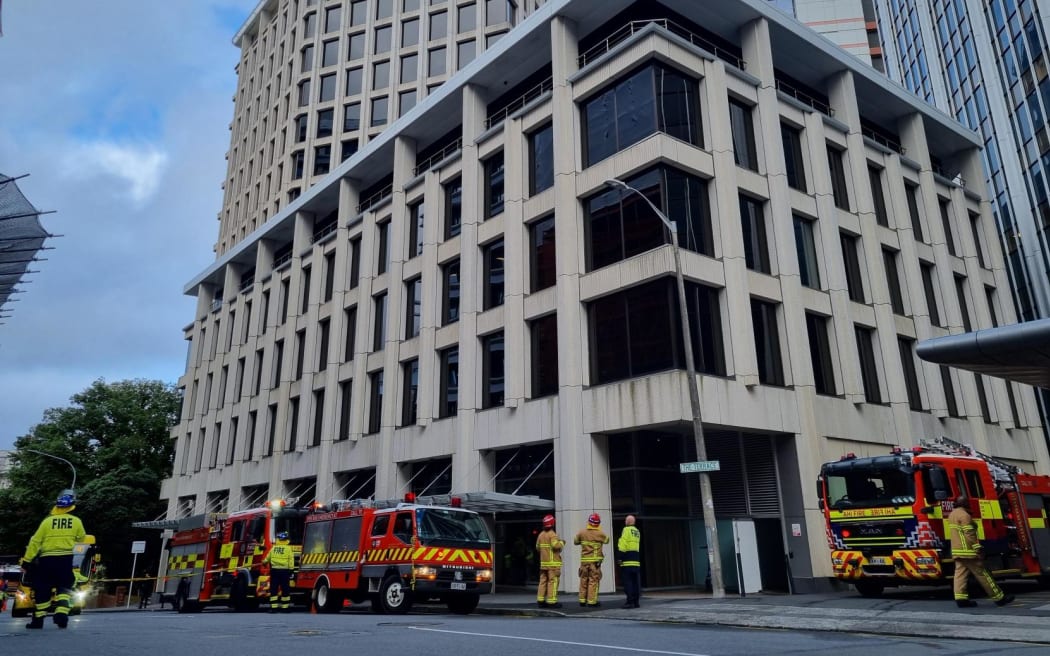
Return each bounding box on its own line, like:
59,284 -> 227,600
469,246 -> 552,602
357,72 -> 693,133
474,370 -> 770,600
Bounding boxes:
528,123 -> 554,194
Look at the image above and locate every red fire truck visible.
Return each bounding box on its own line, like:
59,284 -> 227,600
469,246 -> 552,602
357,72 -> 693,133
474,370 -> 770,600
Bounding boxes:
161,500 -> 311,612
296,495 -> 493,614
817,436 -> 1050,596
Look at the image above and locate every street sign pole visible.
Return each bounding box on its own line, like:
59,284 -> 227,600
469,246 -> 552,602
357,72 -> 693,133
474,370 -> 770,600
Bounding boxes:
127,540 -> 146,609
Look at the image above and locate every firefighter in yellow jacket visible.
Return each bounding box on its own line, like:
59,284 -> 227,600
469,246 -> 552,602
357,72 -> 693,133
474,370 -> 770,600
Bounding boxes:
617,515 -> 641,608
263,531 -> 295,612
574,513 -> 608,607
535,514 -> 564,608
21,490 -> 86,630
947,494 -> 1014,608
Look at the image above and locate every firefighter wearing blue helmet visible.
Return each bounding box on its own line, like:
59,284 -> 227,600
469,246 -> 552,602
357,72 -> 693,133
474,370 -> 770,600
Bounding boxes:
263,531 -> 295,612
21,490 -> 86,629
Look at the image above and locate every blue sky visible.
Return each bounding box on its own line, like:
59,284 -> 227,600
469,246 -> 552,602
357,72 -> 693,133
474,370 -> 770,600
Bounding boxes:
0,0 -> 257,450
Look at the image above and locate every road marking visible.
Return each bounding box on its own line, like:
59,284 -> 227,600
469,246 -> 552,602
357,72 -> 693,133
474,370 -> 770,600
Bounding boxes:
408,626 -> 709,655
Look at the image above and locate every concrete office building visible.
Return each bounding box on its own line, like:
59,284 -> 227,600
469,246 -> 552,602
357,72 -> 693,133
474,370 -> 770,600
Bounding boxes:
163,0 -> 1049,594
770,0 -> 885,72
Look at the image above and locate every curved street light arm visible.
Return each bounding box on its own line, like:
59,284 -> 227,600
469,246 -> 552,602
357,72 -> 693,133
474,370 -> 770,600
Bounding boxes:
21,448 -> 77,491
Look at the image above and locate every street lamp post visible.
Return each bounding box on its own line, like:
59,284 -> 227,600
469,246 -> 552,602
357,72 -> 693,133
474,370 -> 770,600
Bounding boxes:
22,448 -> 77,491
603,179 -> 725,598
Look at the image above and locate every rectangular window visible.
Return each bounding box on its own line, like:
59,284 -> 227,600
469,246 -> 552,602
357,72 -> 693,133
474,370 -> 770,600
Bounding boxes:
728,98 -> 758,171
266,403 -> 277,457
344,102 -> 361,131
402,18 -> 420,46
375,26 -> 392,54
882,248 -> 905,315
300,267 -> 311,314
898,337 -> 923,411
484,151 -> 505,218
324,5 -> 342,32
318,319 -> 330,371
920,263 -> 941,326
291,150 -> 305,179
940,366 -> 960,418
350,0 -> 367,25
530,313 -> 559,397
243,299 -> 253,342
287,396 -> 300,451
975,373 -> 992,423
751,299 -> 784,386
344,306 -> 357,361
272,339 -> 285,387
428,47 -> 447,76
840,232 -> 865,303
295,114 -> 309,142
371,96 -> 388,127
793,214 -> 820,289
586,166 -> 712,271
827,145 -> 850,210
373,60 -> 390,89
781,123 -> 806,191
253,349 -> 264,394
312,389 -> 325,447
530,214 -> 556,292
317,108 -> 334,138
319,73 -> 336,102
338,380 -> 353,440
805,313 -> 836,396
482,332 -> 505,408
986,286 -> 1000,327
439,347 -> 459,418
399,89 -> 417,117
301,45 -> 315,73
280,278 -> 290,323
235,356 -> 246,398
323,252 -> 335,302
346,67 -> 363,96
457,40 -> 475,69
739,194 -> 770,274
373,292 -> 387,351
939,198 -> 957,255
245,410 -> 257,461
367,371 -> 384,434
906,183 -> 925,241
295,329 -> 306,380
341,139 -> 359,162
348,32 -> 365,60
401,359 -> 419,426
589,278 -> 725,384
868,164 -> 889,227
349,237 -> 361,288
322,39 -> 339,67
528,123 -> 554,195
955,276 -> 972,332
376,0 -> 393,19
444,178 -> 462,239
404,277 -> 422,339
314,145 -> 331,175
376,221 -> 389,275
970,212 -> 987,267
430,11 -> 447,39
483,239 -> 504,310
583,63 -> 701,166
400,53 -> 419,83
855,325 -> 882,403
408,201 -> 425,258
442,259 -> 460,324
458,2 -> 476,31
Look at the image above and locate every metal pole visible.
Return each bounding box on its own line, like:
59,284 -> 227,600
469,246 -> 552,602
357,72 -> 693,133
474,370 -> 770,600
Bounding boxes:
603,179 -> 725,598
127,552 -> 139,609
22,448 -> 77,490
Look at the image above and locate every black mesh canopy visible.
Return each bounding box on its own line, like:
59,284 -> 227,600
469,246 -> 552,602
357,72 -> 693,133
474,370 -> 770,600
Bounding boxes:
0,173 -> 52,318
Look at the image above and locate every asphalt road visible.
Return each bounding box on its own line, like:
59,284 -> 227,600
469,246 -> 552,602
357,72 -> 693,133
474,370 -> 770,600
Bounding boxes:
2,609 -> 1047,655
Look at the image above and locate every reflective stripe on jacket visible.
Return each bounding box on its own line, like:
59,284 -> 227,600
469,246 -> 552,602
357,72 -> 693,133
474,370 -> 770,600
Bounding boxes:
947,506 -> 981,558
23,512 -> 86,561
617,526 -> 641,567
574,527 -> 608,563
264,541 -> 296,569
535,529 -> 565,568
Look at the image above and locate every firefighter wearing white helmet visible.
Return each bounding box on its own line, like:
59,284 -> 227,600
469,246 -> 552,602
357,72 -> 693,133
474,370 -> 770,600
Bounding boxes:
21,490 -> 86,630
574,513 -> 608,607
535,514 -> 565,608
263,531 -> 295,612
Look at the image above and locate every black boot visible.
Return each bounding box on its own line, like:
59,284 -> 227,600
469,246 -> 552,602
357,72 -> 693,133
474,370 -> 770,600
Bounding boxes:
995,594 -> 1016,607
537,601 -> 546,608
26,617 -> 44,630
956,599 -> 977,608
54,613 -> 69,628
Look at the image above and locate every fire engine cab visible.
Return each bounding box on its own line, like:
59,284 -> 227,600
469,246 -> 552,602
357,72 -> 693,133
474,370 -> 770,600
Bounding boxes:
161,499 -> 310,612
296,494 -> 493,614
817,436 -> 1050,596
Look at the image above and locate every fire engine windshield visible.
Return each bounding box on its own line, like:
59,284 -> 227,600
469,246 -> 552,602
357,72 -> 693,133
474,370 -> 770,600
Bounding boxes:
825,466 -> 916,509
415,508 -> 491,548
274,509 -> 309,544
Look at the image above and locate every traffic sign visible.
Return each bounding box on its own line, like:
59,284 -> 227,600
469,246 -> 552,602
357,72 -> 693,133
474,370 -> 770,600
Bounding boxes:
131,540 -> 146,554
679,460 -> 720,473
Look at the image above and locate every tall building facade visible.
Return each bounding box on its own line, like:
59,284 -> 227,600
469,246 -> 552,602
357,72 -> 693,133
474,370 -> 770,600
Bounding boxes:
790,0 -> 1050,325
165,0 -> 1049,594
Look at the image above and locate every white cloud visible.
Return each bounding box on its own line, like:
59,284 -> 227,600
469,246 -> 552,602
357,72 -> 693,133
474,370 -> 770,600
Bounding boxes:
63,141 -> 169,205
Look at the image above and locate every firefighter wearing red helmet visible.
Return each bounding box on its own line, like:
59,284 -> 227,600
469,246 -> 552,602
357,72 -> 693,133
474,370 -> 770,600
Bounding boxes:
535,514 -> 565,608
573,513 -> 608,607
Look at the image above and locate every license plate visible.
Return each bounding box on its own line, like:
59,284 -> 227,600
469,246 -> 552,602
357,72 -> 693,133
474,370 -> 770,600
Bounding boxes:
868,556 -> 891,565
451,582 -> 466,591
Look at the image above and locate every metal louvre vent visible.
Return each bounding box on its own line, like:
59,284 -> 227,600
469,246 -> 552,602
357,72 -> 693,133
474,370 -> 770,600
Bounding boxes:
745,436 -> 781,516
706,430 -> 747,516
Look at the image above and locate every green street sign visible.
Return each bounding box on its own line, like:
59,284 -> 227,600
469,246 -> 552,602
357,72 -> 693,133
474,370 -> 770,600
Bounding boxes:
679,460 -> 720,473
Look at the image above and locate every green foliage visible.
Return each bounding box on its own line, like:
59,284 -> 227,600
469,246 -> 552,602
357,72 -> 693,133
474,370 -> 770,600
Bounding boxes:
0,379 -> 179,579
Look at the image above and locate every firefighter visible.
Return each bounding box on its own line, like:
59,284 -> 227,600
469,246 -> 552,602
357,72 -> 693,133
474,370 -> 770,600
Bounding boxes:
947,494 -> 1015,608
574,513 -> 608,607
21,489 -> 86,629
616,515 -> 641,608
263,531 -> 295,613
535,514 -> 564,608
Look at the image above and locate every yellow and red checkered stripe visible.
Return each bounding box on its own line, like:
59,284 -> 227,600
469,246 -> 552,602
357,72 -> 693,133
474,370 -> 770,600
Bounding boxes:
167,553 -> 205,573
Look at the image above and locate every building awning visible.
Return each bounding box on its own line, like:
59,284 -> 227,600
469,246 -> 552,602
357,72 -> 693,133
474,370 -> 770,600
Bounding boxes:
131,519 -> 181,530
916,319 -> 1050,389
374,491 -> 554,514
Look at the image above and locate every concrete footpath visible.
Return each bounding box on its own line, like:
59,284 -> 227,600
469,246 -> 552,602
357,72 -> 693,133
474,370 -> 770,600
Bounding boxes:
98,582 -> 1050,645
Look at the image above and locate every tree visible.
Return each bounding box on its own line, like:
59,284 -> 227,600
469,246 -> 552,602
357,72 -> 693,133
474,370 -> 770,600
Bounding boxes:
0,379 -> 179,582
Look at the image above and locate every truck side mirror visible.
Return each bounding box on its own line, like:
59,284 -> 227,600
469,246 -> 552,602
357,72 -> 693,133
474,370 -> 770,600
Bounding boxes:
818,499 -> 825,511
934,490 -> 948,501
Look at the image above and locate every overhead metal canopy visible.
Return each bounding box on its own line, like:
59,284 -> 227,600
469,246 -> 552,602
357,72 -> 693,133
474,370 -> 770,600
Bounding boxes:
917,319 -> 1050,389
0,173 -> 54,325
374,491 -> 554,514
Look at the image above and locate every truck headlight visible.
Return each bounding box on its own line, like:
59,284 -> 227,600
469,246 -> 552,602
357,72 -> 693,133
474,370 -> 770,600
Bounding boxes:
475,569 -> 492,582
413,566 -> 438,580
74,590 -> 88,603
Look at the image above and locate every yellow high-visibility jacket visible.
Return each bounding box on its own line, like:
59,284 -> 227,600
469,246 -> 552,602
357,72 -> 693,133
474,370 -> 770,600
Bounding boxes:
23,512 -> 86,561
263,540 -> 295,569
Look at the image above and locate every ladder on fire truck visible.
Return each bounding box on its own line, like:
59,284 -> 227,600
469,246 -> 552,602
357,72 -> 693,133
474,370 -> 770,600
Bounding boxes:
919,436 -> 1021,483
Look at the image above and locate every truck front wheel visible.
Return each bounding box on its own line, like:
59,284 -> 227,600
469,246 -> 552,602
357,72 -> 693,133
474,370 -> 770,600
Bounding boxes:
314,580 -> 343,613
854,580 -> 884,597
378,575 -> 412,614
